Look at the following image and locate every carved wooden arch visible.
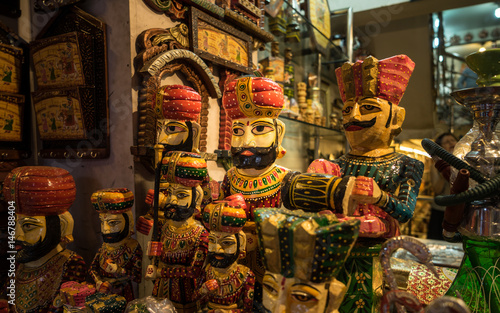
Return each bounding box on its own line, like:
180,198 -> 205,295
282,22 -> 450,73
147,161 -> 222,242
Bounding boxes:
132,49 -> 221,171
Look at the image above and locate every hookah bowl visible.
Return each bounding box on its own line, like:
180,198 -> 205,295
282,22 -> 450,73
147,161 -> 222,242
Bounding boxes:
445,86 -> 500,313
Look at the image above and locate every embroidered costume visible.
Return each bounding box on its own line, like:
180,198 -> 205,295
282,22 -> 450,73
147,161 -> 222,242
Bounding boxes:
16,250 -> 86,313
152,224 -> 209,306
89,238 -> 142,302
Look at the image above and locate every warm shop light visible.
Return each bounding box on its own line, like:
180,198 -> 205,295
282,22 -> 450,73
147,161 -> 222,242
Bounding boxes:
398,145 -> 431,158
479,47 -> 486,52
495,7 -> 500,18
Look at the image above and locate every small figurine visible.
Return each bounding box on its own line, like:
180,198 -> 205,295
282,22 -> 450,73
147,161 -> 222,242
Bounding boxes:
198,195 -> 255,312
307,55 -> 424,312
89,188 -> 143,302
145,151 -> 209,313
5,166 -> 86,313
254,208 -> 360,313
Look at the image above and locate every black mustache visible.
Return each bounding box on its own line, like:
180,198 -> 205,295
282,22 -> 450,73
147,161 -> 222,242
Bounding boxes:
343,117 -> 376,129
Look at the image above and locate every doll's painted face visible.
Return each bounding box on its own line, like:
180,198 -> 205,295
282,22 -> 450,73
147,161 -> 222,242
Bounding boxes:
342,97 -> 402,152
262,272 -> 332,313
230,117 -> 282,170
163,184 -> 199,221
207,232 -> 240,268
15,214 -> 61,263
156,119 -> 198,152
99,213 -> 130,243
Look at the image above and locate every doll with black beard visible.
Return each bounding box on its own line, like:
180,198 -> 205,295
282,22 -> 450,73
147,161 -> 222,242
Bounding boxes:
89,188 -> 142,302
144,151 -> 209,313
136,85 -> 210,237
196,196 -> 255,313
4,166 -> 86,313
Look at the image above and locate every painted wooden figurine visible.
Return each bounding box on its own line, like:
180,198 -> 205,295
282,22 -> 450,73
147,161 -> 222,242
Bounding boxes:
307,55 -> 424,312
89,188 -> 143,302
220,76 -> 358,290
198,195 -> 255,312
254,208 -> 360,313
137,85 -> 205,236
145,151 -> 209,313
4,166 -> 86,313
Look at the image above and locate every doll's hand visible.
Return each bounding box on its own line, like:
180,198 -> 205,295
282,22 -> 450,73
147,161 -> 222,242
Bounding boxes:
97,281 -> 111,293
201,279 -> 219,295
102,259 -> 118,274
145,265 -> 158,280
145,189 -> 155,206
351,176 -> 382,204
137,216 -> 154,235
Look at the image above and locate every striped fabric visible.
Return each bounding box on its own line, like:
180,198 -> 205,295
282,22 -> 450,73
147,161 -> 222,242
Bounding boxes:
91,188 -> 134,213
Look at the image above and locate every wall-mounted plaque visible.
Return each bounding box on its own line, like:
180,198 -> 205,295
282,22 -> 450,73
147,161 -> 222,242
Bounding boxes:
0,93 -> 23,142
0,43 -> 22,94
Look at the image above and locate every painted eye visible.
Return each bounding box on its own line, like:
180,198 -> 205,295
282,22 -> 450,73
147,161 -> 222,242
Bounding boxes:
363,105 -> 375,110
221,240 -> 235,247
251,125 -> 273,135
176,192 -> 189,199
342,106 -> 352,115
108,221 -> 120,227
208,237 -> 216,244
263,283 -> 278,297
22,223 -> 38,231
291,291 -> 318,302
165,125 -> 185,134
233,128 -> 244,136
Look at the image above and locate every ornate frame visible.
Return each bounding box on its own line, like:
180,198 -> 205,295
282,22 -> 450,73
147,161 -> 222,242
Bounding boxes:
132,29 -> 221,171
190,7 -> 253,73
305,0 -> 331,56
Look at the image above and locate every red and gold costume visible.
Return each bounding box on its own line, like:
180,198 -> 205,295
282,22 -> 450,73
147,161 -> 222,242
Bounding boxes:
89,238 -> 142,302
199,196 -> 255,312
152,223 -> 209,306
89,188 -> 143,302
16,250 -> 86,313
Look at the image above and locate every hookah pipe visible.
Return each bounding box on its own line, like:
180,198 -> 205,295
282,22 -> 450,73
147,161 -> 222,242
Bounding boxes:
421,138 -> 500,206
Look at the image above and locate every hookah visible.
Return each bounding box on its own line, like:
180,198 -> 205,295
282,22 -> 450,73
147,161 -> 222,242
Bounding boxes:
421,48 -> 500,313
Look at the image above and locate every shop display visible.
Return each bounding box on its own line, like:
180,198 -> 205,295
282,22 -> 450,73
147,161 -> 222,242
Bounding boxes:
255,208 -> 360,313
307,54 -> 424,312
145,151 -> 209,313
4,166 -> 86,313
29,7 -> 109,159
422,49 -> 500,313
90,188 -> 143,302
198,197 -> 255,312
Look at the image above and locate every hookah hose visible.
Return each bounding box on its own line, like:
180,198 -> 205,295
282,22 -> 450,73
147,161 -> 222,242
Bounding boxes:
442,169 -> 469,238
421,139 -> 500,206
421,139 -> 486,184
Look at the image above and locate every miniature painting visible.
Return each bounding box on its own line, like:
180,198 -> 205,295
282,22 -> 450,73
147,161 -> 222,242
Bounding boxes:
33,89 -> 86,140
0,43 -> 22,94
0,93 -> 23,141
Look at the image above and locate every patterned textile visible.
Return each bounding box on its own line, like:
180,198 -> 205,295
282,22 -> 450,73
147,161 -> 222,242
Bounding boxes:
89,238 -> 143,302
222,77 -> 284,120
16,250 -> 86,313
336,55 -> 415,106
154,85 -> 201,121
199,265 -> 255,313
152,224 -> 209,306
406,264 -> 456,305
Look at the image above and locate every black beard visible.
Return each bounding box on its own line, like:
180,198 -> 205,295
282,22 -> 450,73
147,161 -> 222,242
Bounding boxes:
16,215 -> 61,263
231,143 -> 278,170
102,214 -> 130,243
207,237 -> 240,268
163,196 -> 197,221
162,121 -> 194,153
